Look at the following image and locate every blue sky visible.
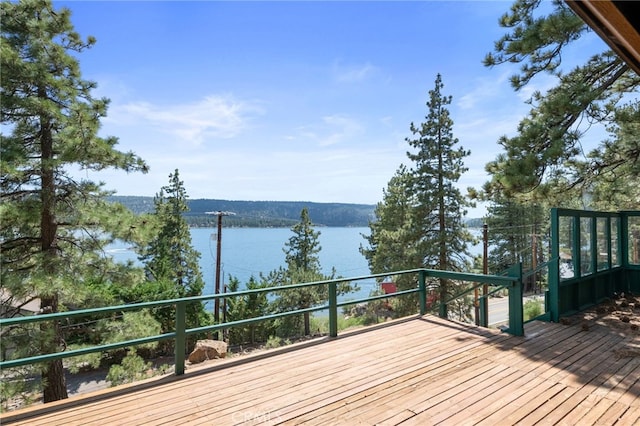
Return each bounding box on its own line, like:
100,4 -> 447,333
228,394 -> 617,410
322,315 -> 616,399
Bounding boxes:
59,1 -> 607,217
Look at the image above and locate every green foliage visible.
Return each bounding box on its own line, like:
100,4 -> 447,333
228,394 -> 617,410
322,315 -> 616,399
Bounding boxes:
361,167 -> 422,274
524,299 -> 543,321
1,0 -> 148,402
263,267 -> 325,338
284,208 -> 322,272
100,311 -> 161,350
225,276 -> 274,345
82,311 -> 163,386
362,74 -> 475,318
65,350 -> 103,375
106,353 -> 153,387
266,208 -> 358,337
137,170 -> 208,339
484,198 -> 548,292
584,104 -> 640,211
264,336 -> 291,350
482,0 -> 639,209
483,0 -> 587,89
0,365 -> 41,411
447,293 -> 474,324
109,196 -> 376,227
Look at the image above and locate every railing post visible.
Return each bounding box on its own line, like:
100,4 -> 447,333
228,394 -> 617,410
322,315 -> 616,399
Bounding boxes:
438,293 -> 447,319
479,294 -> 488,328
329,281 -> 338,338
506,263 -> 524,336
419,270 -> 426,316
175,301 -> 186,375
549,208 -> 560,322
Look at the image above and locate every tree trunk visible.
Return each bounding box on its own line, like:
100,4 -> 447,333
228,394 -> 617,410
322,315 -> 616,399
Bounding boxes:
39,108 -> 68,402
303,312 -> 311,336
437,128 -> 448,319
40,295 -> 68,403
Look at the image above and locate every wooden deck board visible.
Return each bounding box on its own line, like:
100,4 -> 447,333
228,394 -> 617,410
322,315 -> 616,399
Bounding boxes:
2,315 -> 638,425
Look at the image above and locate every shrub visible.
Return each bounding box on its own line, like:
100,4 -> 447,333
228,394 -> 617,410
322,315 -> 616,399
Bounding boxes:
106,353 -> 152,387
524,299 -> 543,321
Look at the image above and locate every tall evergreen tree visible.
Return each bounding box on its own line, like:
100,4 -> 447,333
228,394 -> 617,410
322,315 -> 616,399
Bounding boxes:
284,208 -> 322,272
0,0 -> 148,402
484,197 -> 547,292
363,74 -> 474,318
405,74 -> 474,317
482,0 -> 639,208
268,208 -> 356,337
277,208 -> 327,336
138,170 -> 207,335
361,166 -> 420,275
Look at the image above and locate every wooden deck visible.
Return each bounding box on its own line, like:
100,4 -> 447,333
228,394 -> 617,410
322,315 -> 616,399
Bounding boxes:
2,315 -> 639,425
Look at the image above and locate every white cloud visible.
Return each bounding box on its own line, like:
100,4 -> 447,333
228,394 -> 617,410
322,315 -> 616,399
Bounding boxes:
332,62 -> 377,83
457,71 -> 511,111
319,115 -> 364,147
104,95 -> 262,144
291,114 -> 365,148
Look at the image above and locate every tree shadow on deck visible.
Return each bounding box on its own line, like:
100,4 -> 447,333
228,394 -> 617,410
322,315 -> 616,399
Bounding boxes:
419,307 -> 640,401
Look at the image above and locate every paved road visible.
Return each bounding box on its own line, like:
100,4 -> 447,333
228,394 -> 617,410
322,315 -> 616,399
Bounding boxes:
66,368 -> 109,396
487,295 -> 545,326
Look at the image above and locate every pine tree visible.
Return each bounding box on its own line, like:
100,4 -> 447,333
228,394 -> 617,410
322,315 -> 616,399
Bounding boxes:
284,208 -> 322,272
405,74 -> 474,317
1,0 -> 148,402
362,74 -> 474,319
225,276 -> 272,345
138,170 -> 207,336
278,208 -> 326,336
360,167 -> 424,315
361,166 -> 419,275
482,0 -> 639,208
268,208 -> 356,337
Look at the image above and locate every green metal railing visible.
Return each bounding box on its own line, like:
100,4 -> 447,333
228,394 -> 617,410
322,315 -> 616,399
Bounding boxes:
0,268 -> 522,377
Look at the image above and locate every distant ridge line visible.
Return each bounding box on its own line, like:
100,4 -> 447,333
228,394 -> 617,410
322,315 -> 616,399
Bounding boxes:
108,196 -> 376,228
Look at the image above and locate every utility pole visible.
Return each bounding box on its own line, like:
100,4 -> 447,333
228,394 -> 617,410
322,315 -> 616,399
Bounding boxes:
205,211 -> 235,339
482,223 -> 489,327
531,224 -> 537,293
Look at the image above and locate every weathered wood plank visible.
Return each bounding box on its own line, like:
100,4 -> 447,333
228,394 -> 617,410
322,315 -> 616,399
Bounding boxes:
2,316 -> 638,426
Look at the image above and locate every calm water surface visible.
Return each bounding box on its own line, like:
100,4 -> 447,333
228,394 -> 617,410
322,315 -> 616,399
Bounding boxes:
108,227 -> 377,300
108,227 -> 483,302
192,227 -> 375,298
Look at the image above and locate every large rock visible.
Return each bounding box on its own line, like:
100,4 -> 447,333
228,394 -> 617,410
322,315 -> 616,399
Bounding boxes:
188,339 -> 228,364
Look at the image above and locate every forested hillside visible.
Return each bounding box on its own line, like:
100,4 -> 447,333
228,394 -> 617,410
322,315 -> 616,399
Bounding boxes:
108,196 -> 376,227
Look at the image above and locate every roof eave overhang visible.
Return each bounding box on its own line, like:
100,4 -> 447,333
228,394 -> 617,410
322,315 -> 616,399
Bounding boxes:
565,0 -> 640,75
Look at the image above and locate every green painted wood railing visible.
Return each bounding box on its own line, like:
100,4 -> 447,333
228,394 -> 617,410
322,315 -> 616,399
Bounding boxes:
548,208 -> 640,322
0,268 -> 522,376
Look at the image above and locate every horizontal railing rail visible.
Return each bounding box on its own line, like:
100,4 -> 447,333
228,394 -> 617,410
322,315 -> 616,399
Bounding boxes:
0,267 -> 523,377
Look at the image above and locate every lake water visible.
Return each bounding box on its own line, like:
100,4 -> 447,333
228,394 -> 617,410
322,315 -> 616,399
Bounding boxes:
193,227 -> 377,299
108,227 -> 377,301
108,227 -> 483,302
